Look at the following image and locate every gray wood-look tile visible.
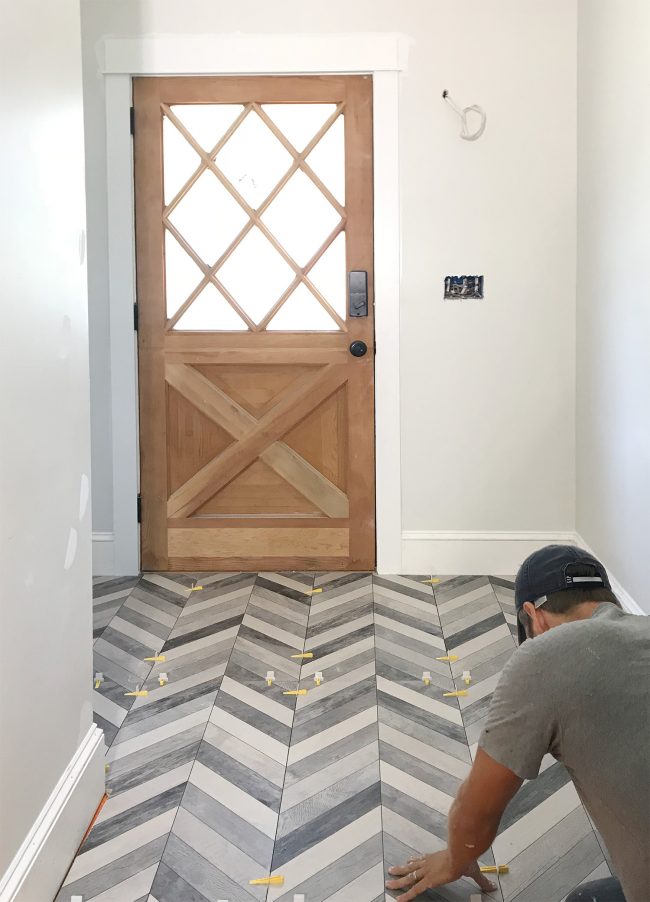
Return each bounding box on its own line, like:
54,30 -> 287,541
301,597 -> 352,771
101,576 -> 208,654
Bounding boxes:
56,836 -> 167,902
70,570 -> 606,900
181,781 -> 274,869
162,833 -> 260,902
149,860 -> 211,902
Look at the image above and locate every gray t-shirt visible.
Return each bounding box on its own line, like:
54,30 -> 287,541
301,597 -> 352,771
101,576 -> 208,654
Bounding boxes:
479,604 -> 650,902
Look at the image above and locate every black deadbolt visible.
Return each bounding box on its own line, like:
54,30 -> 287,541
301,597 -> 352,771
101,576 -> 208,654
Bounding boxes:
349,340 -> 368,358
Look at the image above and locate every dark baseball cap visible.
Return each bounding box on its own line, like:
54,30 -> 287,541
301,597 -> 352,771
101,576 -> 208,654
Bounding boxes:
514,545 -> 611,645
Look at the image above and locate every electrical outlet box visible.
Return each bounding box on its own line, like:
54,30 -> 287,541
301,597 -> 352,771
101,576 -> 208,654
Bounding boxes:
444,275 -> 483,299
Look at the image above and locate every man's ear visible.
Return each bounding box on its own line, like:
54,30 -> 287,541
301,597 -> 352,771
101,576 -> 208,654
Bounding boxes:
523,601 -> 536,621
523,601 -> 551,636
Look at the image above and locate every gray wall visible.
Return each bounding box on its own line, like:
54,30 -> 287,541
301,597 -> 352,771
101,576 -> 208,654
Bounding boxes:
577,0 -> 650,611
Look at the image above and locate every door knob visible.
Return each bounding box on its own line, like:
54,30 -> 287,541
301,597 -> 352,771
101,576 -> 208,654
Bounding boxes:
349,340 -> 368,358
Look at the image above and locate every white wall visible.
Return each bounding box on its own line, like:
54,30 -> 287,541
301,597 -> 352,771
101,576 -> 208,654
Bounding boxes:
81,0 -> 577,566
0,0 -> 104,895
576,0 -> 650,612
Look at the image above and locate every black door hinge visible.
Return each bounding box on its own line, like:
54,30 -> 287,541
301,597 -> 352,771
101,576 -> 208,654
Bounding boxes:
137,494 -> 142,524
130,106 -> 135,135
133,302 -> 139,331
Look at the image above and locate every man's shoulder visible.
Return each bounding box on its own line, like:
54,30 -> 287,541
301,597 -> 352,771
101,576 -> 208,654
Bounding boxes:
507,622 -> 584,671
510,606 -> 648,671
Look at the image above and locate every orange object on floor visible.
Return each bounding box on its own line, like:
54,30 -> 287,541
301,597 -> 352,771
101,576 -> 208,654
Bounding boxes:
79,793 -> 109,848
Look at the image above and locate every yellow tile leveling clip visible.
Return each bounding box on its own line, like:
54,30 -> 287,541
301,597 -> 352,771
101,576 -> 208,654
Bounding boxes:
480,865 -> 509,874
291,652 -> 314,659
249,876 -> 284,886
443,690 -> 468,697
283,689 -> 308,696
144,655 -> 165,662
436,655 -> 459,662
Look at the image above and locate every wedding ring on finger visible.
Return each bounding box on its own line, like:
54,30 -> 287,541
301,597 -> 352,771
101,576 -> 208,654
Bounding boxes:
409,871 -> 419,882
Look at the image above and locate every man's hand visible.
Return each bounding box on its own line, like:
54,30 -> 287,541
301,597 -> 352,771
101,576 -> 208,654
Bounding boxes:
385,850 -> 497,900
384,749 -> 521,900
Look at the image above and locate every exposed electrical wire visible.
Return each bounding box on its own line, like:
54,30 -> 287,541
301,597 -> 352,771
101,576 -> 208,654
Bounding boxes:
442,90 -> 487,141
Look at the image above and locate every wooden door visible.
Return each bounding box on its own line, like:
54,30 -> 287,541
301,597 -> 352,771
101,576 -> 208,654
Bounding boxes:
134,76 -> 374,571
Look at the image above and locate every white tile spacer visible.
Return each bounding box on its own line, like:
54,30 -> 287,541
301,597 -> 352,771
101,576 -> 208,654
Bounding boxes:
422,670 -> 431,686
462,669 -> 472,685
293,896 -> 306,902
266,670 -> 275,686
314,671 -> 323,686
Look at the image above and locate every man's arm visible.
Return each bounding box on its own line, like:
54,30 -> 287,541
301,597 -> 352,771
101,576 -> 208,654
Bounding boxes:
388,644 -> 554,899
386,748 -> 522,900
447,747 -> 522,870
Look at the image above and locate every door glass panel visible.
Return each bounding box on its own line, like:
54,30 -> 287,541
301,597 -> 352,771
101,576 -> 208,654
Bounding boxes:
167,169 -> 248,266
268,284 -> 338,331
262,103 -> 337,152
165,232 -> 205,318
163,116 -> 200,204
215,112 -> 293,208
261,171 -> 341,266
175,282 -> 247,331
306,115 -> 345,204
164,100 -> 348,332
170,104 -> 243,153
217,226 -> 294,325
307,232 -> 347,319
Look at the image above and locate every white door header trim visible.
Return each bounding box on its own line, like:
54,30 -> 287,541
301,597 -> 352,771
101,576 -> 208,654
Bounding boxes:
101,33 -> 410,75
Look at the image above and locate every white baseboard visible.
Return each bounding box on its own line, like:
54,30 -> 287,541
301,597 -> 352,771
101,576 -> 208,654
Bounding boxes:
574,534 -> 645,615
400,529 -> 645,615
92,531 -> 115,576
401,530 -> 578,577
0,725 -> 105,902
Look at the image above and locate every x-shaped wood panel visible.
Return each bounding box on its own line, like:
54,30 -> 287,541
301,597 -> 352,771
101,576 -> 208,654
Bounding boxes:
166,363 -> 349,519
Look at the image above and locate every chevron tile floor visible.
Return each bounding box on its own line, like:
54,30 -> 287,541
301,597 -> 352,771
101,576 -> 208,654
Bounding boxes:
56,573 -> 612,902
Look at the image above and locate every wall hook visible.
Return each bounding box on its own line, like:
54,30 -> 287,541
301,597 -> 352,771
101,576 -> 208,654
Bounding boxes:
442,90 -> 486,141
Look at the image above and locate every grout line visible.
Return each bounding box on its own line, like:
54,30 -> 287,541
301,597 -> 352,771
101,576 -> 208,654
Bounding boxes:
95,577 -> 161,753
67,574 -> 194,897
263,570 -> 315,902
97,573 -> 192,753
92,577 -> 140,646
372,573 -> 390,895
134,571 -> 257,899
433,579 -> 506,901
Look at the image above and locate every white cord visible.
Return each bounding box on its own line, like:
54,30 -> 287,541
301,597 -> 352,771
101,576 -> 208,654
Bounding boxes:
443,91 -> 487,141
